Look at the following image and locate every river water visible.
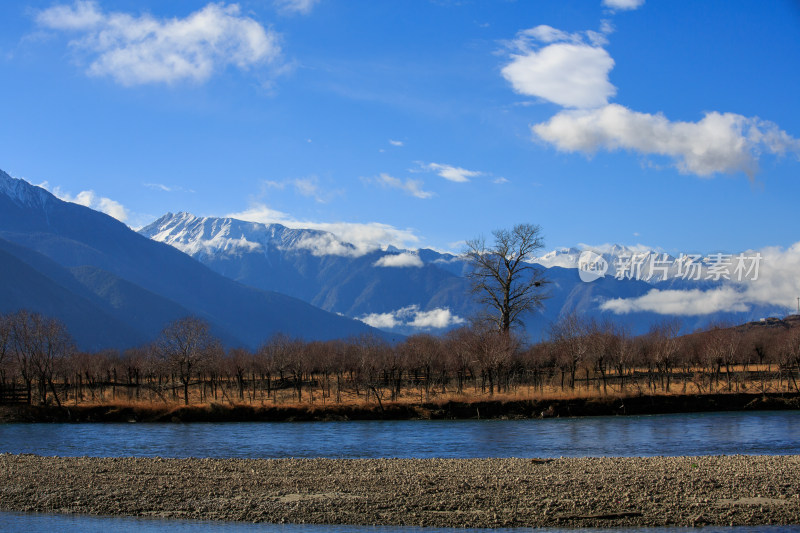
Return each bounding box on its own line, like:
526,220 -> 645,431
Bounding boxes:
1,411 -> 799,458
2,411 -> 799,532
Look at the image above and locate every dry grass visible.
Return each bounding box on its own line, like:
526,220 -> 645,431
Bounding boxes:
57,378 -> 793,411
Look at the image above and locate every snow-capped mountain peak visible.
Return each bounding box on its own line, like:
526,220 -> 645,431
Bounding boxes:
139,212 -> 359,258
0,170 -> 53,211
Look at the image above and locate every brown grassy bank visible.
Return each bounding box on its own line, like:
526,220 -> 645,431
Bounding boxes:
2,391 -> 798,423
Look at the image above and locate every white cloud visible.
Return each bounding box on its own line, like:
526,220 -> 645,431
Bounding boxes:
502,25 -> 615,109
359,305 -> 465,330
228,202 -> 421,255
263,177 -> 340,203
292,233 -> 359,257
374,252 -> 424,268
36,1 -> 280,86
424,163 -> 482,183
44,183 -> 129,222
389,139 -> 404,147
372,173 -> 433,199
601,242 -> 800,316
292,178 -> 320,199
602,0 -> 645,11
36,0 -> 104,29
409,307 -> 466,329
143,182 -> 195,193
602,287 -> 749,316
274,0 -> 320,15
359,311 -> 399,329
533,104 -> 800,177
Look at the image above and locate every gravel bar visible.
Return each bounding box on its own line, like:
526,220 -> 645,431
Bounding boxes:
1,454 -> 799,528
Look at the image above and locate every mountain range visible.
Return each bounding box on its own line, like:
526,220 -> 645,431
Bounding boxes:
2,168 -> 788,350
0,170 -> 388,350
139,212 -> 789,339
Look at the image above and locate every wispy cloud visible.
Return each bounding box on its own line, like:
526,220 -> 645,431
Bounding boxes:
534,104 -> 800,177
36,1 -> 281,86
389,139 -> 404,147
274,0 -> 320,15
369,173 -> 433,199
373,252 -> 423,268
265,177 -> 340,203
602,0 -> 645,11
143,183 -> 195,193
422,162 -> 482,183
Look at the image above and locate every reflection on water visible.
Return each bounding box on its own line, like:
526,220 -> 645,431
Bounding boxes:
0,512 -> 798,533
0,411 -> 799,459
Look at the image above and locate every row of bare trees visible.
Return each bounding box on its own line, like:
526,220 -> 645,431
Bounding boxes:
2,311 -> 800,407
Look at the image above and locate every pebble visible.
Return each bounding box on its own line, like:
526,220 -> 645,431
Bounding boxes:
0,455 -> 798,528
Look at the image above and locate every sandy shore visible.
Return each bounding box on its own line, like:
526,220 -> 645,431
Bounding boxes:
1,454 -> 798,528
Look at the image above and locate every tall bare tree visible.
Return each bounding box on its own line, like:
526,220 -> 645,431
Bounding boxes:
465,223 -> 548,333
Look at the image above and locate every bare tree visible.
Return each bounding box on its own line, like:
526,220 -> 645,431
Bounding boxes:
648,319 -> 681,392
156,317 -> 219,405
8,311 -> 73,406
548,313 -> 590,390
465,223 -> 548,333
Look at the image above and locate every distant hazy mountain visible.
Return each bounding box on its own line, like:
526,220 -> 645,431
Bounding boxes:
0,170 -> 388,350
141,212 -> 787,338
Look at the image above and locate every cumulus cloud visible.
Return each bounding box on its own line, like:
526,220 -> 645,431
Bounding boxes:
371,173 -> 433,199
359,305 -> 465,330
373,252 -> 424,268
36,1 -> 280,86
423,163 -> 482,183
43,184 -> 129,222
601,242 -> 800,316
228,202 -> 421,255
274,0 -> 320,15
409,308 -> 466,328
359,311 -> 400,329
533,104 -> 800,177
602,287 -> 749,316
501,21 -> 799,178
501,25 -> 615,109
602,0 -> 645,11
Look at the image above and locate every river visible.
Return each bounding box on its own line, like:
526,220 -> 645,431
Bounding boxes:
1,411 -> 799,532
0,411 -> 798,459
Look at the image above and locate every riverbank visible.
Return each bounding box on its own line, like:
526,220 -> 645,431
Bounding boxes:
1,391 -> 799,423
1,454 -> 798,528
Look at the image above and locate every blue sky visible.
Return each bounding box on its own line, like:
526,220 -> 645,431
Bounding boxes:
1,0 -> 799,256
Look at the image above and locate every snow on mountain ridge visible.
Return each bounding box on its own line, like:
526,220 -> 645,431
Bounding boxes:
0,170 -> 53,211
140,212 -> 360,258
532,244 -> 682,283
